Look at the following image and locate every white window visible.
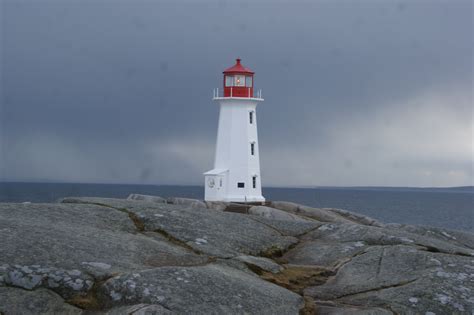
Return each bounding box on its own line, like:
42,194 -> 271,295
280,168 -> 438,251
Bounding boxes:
250,142 -> 255,156
245,76 -> 253,87
252,176 -> 257,189
234,75 -> 245,87
249,111 -> 253,124
225,76 -> 233,87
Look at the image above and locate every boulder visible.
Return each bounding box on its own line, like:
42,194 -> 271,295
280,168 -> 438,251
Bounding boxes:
127,194 -> 167,203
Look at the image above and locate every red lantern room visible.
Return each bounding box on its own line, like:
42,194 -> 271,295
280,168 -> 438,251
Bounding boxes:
223,58 -> 254,98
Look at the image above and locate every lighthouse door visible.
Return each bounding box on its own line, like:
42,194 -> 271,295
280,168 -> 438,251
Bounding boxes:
215,174 -> 226,199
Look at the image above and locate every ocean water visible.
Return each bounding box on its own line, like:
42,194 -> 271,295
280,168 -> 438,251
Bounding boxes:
0,182 -> 472,232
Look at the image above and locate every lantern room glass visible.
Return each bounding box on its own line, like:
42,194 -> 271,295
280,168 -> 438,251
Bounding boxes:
225,76 -> 233,87
245,76 -> 253,87
234,75 -> 245,87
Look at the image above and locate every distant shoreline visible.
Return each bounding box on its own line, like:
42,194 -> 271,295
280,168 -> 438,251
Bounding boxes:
0,181 -> 472,193
0,182 -> 472,232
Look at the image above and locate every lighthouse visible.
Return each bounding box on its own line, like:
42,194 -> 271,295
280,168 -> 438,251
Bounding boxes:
204,59 -> 265,202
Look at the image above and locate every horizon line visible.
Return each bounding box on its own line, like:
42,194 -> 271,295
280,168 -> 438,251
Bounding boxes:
0,180 -> 472,190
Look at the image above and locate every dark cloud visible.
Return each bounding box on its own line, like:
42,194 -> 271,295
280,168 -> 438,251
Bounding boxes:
1,0 -> 472,186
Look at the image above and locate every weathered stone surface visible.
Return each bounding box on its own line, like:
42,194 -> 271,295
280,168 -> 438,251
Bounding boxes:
235,255 -> 284,274
127,194 -> 167,203
387,223 -> 474,250
0,202 -> 207,297
2,196 -> 473,314
62,196 -> 154,210
0,287 -> 82,315
99,264 -> 304,314
314,303 -> 393,315
166,197 -> 207,209
0,264 -> 94,298
249,205 -> 314,222
326,207 -> 385,227
248,215 -> 322,237
302,223 -> 474,256
269,201 -> 354,224
306,245 -> 474,314
105,304 -> 173,314
62,197 -> 298,258
281,241 -> 369,268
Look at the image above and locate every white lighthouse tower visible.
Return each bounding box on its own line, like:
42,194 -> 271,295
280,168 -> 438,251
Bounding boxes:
204,59 -> 265,202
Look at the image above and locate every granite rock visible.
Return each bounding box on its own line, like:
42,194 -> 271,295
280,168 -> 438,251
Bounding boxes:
0,287 -> 82,315
62,197 -> 298,258
248,215 -> 322,237
235,255 -> 284,274
1,196 -> 473,314
249,205 -> 315,222
0,202 -> 207,300
99,264 -> 304,314
104,304 -> 173,315
127,194 -> 167,203
305,245 -> 474,314
166,197 -> 207,209
314,303 -> 393,315
269,201 -> 355,224
301,223 -> 474,256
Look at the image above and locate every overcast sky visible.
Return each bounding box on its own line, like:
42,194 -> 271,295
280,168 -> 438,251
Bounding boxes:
1,0 -> 472,187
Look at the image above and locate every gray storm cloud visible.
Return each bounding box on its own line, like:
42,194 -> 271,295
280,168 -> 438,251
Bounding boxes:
1,0 -> 472,187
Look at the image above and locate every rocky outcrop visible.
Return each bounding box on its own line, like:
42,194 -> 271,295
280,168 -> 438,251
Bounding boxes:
0,195 -> 472,314
0,287 -> 82,315
127,194 -> 167,203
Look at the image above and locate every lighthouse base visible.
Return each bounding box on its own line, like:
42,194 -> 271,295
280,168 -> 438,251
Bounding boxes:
217,195 -> 266,203
204,170 -> 265,203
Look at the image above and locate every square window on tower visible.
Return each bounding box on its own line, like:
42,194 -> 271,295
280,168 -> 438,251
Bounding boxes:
252,176 -> 257,189
249,111 -> 253,124
250,143 -> 255,155
237,182 -> 245,188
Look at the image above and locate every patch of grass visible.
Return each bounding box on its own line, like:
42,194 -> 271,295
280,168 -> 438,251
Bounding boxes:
128,212 -> 145,231
67,291 -> 102,310
259,245 -> 285,258
299,296 -> 317,315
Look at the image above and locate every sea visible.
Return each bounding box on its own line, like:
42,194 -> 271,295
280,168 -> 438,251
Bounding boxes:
0,182 -> 472,233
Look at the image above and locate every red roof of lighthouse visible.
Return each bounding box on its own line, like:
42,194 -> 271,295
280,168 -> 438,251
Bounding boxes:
223,58 -> 254,75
